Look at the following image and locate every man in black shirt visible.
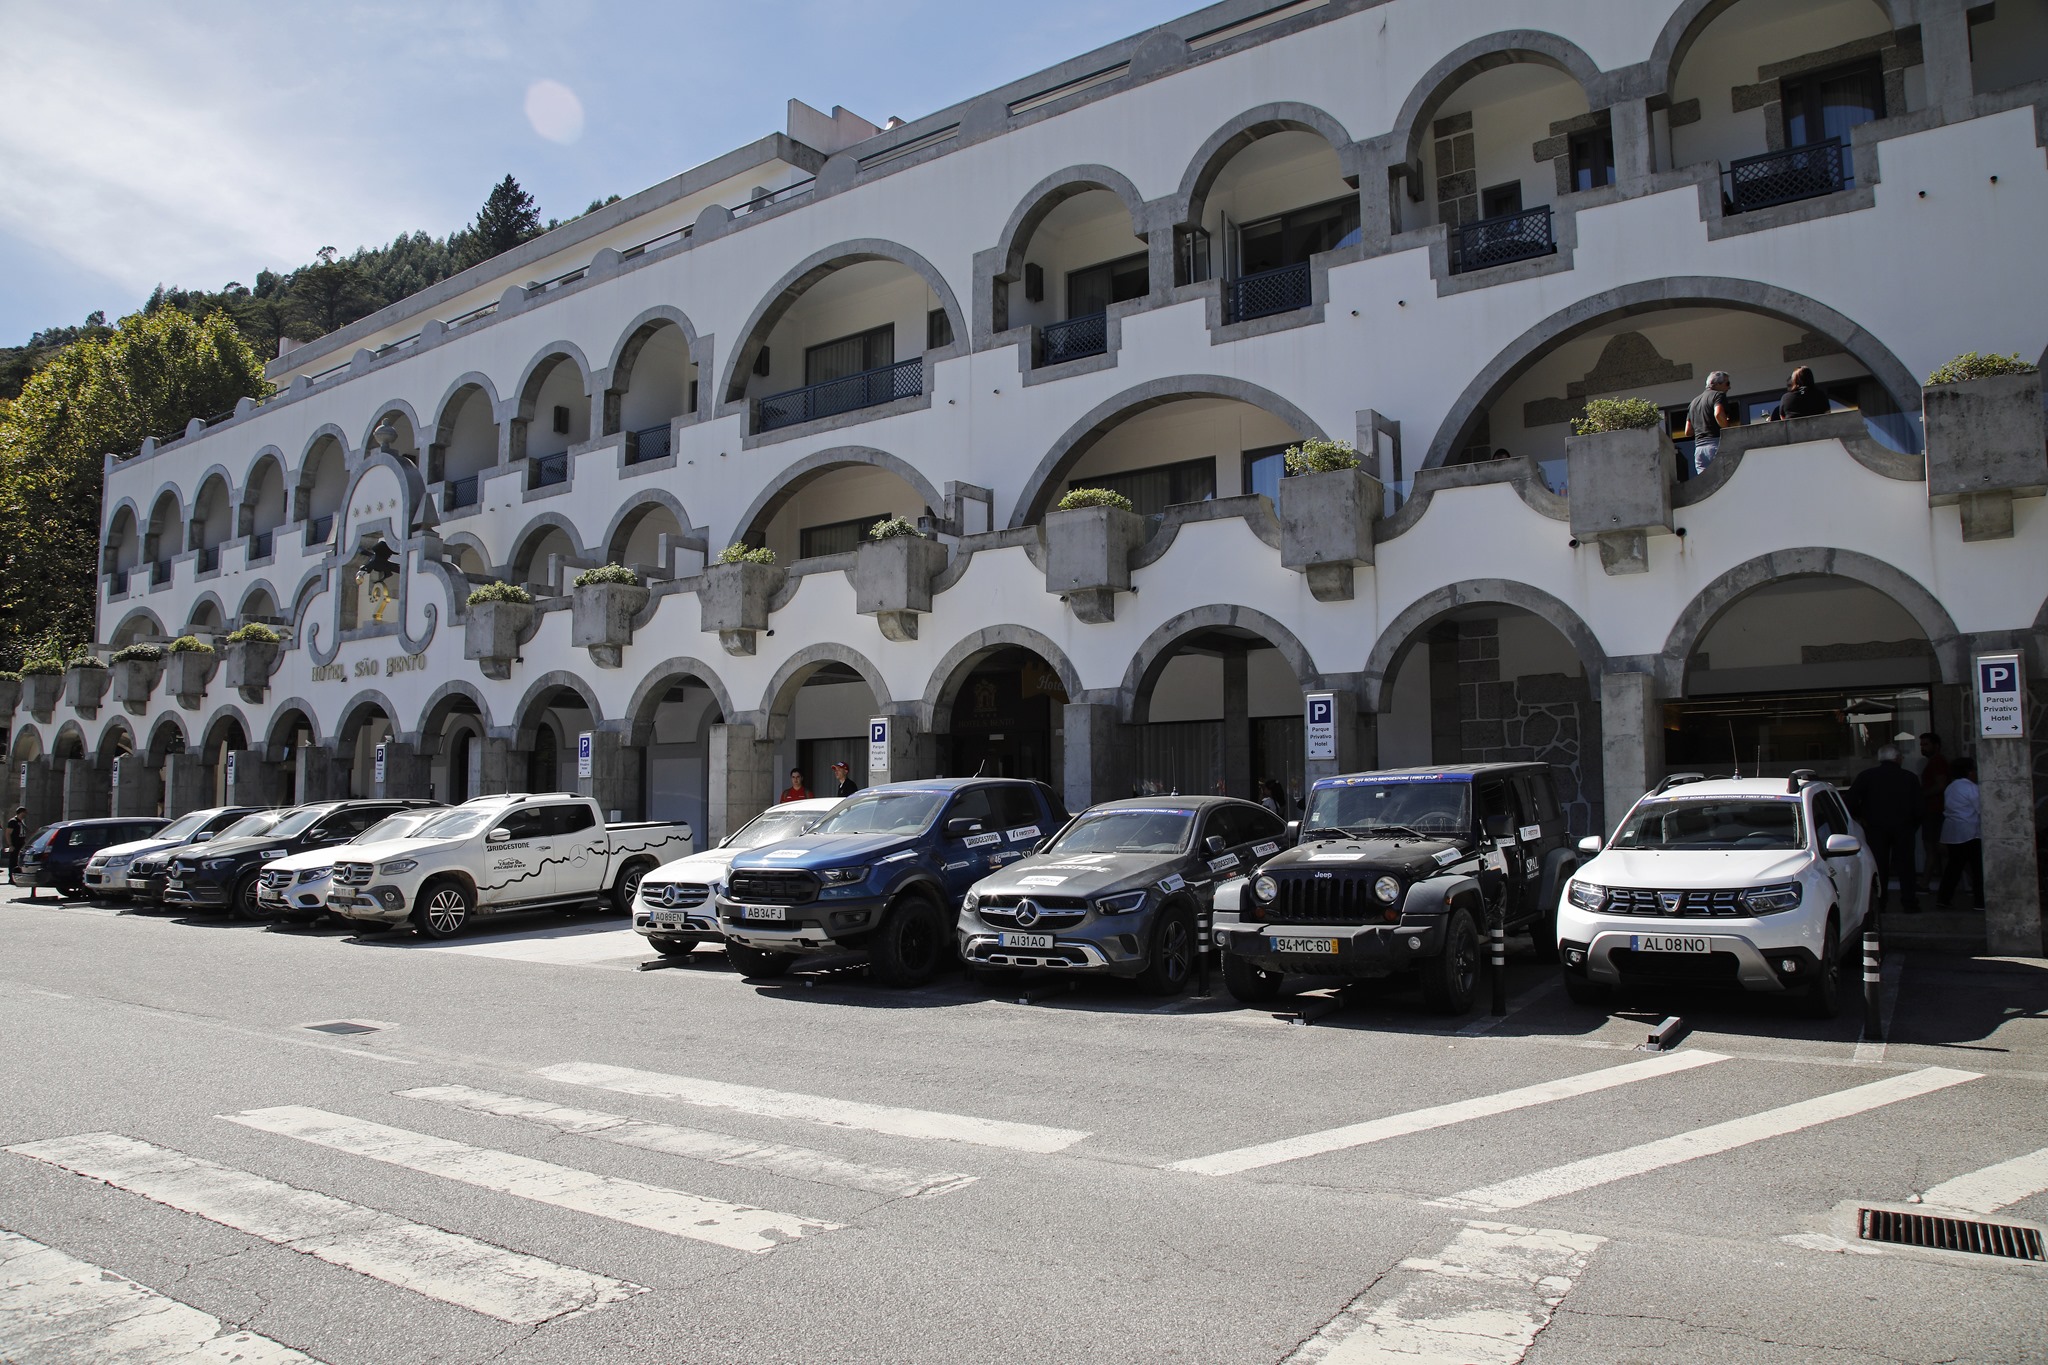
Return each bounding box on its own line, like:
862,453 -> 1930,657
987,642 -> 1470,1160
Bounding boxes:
6,806 -> 27,881
831,760 -> 859,799
1847,746 -> 1922,913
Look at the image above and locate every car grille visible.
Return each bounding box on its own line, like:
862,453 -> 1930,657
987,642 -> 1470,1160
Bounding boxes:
1268,872 -> 1390,925
977,894 -> 1089,930
1604,887 -> 1749,918
726,869 -> 819,904
260,869 -> 294,889
641,881 -> 711,911
334,862 -> 373,887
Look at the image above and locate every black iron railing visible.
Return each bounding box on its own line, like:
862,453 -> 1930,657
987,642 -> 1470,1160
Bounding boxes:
629,423 -> 673,464
250,531 -> 273,560
196,546 -> 219,573
1038,313 -> 1109,366
755,358 -> 923,432
445,476 -> 479,510
307,516 -> 334,545
531,452 -> 569,489
1451,206 -> 1555,274
1227,261 -> 1312,323
1727,139 -> 1847,214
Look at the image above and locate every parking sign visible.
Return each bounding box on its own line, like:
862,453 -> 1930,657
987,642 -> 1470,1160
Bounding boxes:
1305,692 -> 1337,760
577,732 -> 594,779
225,753 -> 237,789
374,743 -> 387,785
1975,652 -> 2025,738
868,718 -> 890,783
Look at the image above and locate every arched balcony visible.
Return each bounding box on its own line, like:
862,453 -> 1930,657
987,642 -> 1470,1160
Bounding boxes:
240,456 -> 287,562
295,436 -> 347,547
432,381 -> 501,515
1181,118 -> 1356,325
188,474 -> 233,576
608,317 -> 699,466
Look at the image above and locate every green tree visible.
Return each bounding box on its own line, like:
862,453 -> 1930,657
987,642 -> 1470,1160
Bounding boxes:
452,174 -> 544,271
0,310 -> 270,666
285,246 -> 378,337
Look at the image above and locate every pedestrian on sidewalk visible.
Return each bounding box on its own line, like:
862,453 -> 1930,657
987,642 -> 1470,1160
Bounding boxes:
831,760 -> 860,798
1936,756 -> 1986,911
5,806 -> 26,882
1848,745 -> 1922,913
778,769 -> 812,804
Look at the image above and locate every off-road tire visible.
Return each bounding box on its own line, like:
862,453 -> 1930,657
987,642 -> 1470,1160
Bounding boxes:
1223,953 -> 1283,1004
412,880 -> 473,940
870,893 -> 946,988
725,943 -> 793,978
231,873 -> 270,921
1420,907 -> 1482,1015
1137,903 -> 1197,996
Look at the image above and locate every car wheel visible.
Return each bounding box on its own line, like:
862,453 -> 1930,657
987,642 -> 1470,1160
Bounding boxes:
231,874 -> 271,921
1563,973 -> 1613,1008
725,943 -> 793,978
411,881 -> 472,940
1223,952 -> 1283,1004
651,935 -> 702,959
610,859 -> 654,916
1137,903 -> 1197,997
1801,918 -> 1842,1020
1420,907 -> 1482,1015
871,894 -> 946,987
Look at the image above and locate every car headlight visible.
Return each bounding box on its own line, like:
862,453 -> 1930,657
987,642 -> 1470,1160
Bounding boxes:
1096,890 -> 1148,915
297,867 -> 330,884
377,859 -> 418,875
105,855 -> 133,871
204,859 -> 236,871
1373,875 -> 1402,905
1567,881 -> 1606,911
818,866 -> 868,886
1740,882 -> 1803,915
1252,874 -> 1277,904
961,889 -> 980,913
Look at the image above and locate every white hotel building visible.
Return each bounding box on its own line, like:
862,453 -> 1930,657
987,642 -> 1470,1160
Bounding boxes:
11,0 -> 2048,946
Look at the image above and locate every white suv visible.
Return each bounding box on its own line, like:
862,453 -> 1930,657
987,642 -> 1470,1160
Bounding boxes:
1556,773 -> 1877,1017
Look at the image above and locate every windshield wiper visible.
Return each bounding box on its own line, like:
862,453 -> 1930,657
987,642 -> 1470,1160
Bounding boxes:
1359,824 -> 1429,839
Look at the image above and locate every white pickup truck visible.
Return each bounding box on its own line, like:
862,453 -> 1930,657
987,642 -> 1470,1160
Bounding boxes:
327,794 -> 693,938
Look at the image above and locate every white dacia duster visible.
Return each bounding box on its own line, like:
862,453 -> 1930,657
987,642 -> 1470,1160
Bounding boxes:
1556,772 -> 1877,1017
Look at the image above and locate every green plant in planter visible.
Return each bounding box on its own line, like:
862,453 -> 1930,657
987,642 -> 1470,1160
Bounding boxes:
574,563 -> 643,588
0,670 -> 19,683
225,622 -> 281,644
1571,397 -> 1663,435
111,644 -> 166,663
1282,438 -> 1362,476
168,635 -> 215,655
69,653 -> 107,669
1055,487 -> 1135,513
1926,352 -> 2037,385
867,517 -> 922,541
466,581 -> 535,606
716,542 -> 776,566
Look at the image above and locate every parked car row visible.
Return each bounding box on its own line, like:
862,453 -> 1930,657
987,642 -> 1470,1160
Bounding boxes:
11,761 -> 1879,1020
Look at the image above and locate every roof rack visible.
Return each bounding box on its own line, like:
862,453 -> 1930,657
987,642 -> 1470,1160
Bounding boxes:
1787,768 -> 1819,794
1651,772 -> 1708,795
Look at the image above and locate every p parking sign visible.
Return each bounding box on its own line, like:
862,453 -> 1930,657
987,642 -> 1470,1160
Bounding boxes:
577,732 -> 594,779
1975,652 -> 2025,739
868,718 -> 890,783
1305,693 -> 1337,761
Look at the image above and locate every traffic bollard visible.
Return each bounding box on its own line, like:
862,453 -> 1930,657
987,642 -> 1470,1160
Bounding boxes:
1489,921 -> 1507,1017
1862,926 -> 1883,1040
1196,909 -> 1211,997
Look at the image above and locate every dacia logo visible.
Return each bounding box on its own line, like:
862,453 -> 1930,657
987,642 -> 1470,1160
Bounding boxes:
1013,899 -> 1041,928
1659,891 -> 1683,915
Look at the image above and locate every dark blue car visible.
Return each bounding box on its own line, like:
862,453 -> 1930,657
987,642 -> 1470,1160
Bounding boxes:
15,817 -> 168,897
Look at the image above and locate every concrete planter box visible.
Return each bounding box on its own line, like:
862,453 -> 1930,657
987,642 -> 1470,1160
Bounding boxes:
1565,426 -> 1676,575
112,658 -> 164,713
223,640 -> 280,699
0,675 -> 19,720
1042,505 -> 1148,624
1278,466 -> 1382,602
166,650 -> 215,709
1923,371 -> 2046,541
464,600 -> 535,681
65,665 -> 110,716
571,581 -> 651,668
855,535 -> 949,641
22,672 -> 63,719
697,562 -> 785,656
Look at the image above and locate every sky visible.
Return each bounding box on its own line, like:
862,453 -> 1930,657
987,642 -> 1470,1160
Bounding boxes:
0,0 -> 1197,346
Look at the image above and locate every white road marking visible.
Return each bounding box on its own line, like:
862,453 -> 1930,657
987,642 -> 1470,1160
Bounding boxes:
0,1226 -> 321,1364
1920,1147 -> 2048,1213
1439,1066 -> 1980,1213
399,1085 -> 977,1198
534,1061 -> 1090,1154
224,1105 -> 839,1254
1852,952 -> 1906,1064
1166,1050 -> 1729,1177
5,1132 -> 640,1325
1283,1220 -> 1604,1365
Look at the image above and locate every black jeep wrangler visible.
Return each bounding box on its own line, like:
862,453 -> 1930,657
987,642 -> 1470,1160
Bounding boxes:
1213,763 -> 1578,1014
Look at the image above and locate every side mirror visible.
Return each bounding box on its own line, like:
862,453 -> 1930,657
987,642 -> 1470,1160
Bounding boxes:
944,818 -> 983,840
1577,835 -> 1603,855
1284,820 -> 1300,846
1824,833 -> 1862,858
486,828 -> 511,843
194,831 -> 215,843
1205,835 -> 1228,855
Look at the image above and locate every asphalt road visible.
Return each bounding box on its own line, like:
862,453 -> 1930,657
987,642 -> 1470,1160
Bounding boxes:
2,885 -> 2043,1364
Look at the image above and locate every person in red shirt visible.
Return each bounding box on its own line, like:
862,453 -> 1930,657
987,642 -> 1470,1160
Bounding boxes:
778,769 -> 811,803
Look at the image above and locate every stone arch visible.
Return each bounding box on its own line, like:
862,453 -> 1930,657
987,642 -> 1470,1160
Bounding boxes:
188,463 -> 238,538
512,341 -> 597,419
1009,375 -> 1329,526
732,446 -> 949,546
921,625 -> 1085,734
143,485 -> 187,560
109,607 -> 167,643
505,511 -> 586,583
198,705 -> 252,755
989,163 -> 1151,282
1173,102 -> 1360,226
718,239 -> 969,405
431,371 -> 505,439
416,680 -> 496,755
10,723 -> 45,763
358,399 -> 424,455
607,305 -> 707,413
510,670 -> 605,749
1659,548 -> 1965,691
296,423 -> 354,472
1387,31 -> 1606,167
144,714 -> 188,762
264,701 -> 322,757
759,643 -> 894,721
624,657 -> 738,746
235,579 -> 281,622
93,717 -> 137,768
600,491 -> 695,567
51,721 -> 89,762
1422,276 -> 1925,469
334,690 -> 401,746
1362,580 -> 1610,711
239,449 -> 288,540
1120,605 -> 1324,725
1650,0 -> 1910,91
103,495 -> 142,542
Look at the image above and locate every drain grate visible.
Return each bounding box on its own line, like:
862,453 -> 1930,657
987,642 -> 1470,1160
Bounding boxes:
305,1021 -> 381,1036
1858,1208 -> 2045,1261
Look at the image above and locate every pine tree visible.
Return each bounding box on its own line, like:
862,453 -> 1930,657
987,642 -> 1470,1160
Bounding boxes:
455,175 -> 545,270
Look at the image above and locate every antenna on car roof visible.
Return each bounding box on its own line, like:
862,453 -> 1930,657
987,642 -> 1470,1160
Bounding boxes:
1728,719 -> 1740,779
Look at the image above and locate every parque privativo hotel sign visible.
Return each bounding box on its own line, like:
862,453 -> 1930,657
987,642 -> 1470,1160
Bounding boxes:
1974,652 -> 2026,739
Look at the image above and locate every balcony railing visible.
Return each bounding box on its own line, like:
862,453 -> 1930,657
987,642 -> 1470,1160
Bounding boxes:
1727,139 -> 1847,214
1226,261 -> 1312,323
307,515 -> 334,545
755,358 -> 923,432
150,560 -> 171,586
195,546 -> 219,574
110,568 -> 129,595
1451,206 -> 1556,275
628,423 -> 673,465
445,475 -> 480,510
1038,313 -> 1109,366
249,530 -> 273,560
530,452 -> 569,489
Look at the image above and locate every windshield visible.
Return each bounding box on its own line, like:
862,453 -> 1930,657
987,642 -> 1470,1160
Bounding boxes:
263,808 -> 328,839
810,791 -> 946,837
1613,798 -> 1805,850
355,812 -> 440,844
727,807 -> 830,850
413,809 -> 495,840
1046,809 -> 1193,855
213,811 -> 284,842
152,811 -> 211,842
1305,781 -> 1471,837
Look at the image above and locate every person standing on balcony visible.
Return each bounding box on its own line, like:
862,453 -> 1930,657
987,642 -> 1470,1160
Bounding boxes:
1682,371 -> 1737,476
1771,366 -> 1830,421
1848,745 -> 1923,914
1935,756 -> 1985,911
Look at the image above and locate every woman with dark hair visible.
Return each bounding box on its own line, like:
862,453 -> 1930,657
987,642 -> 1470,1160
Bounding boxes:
1773,366 -> 1831,421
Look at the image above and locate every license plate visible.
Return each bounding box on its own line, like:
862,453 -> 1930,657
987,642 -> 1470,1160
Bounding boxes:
650,919 -> 684,931
999,932 -> 1053,950
1271,936 -> 1339,954
165,878 -> 183,889
1632,934 -> 1710,954
742,905 -> 786,921
332,895 -> 361,908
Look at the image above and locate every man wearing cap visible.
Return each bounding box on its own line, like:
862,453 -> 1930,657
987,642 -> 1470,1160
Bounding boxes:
831,760 -> 860,798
